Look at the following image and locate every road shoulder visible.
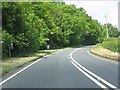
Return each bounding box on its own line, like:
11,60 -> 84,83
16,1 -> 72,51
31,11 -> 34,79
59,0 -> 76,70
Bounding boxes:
89,45 -> 119,63
1,49 -> 59,78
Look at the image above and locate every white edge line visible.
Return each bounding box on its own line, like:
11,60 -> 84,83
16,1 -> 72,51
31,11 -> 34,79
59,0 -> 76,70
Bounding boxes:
0,48 -> 69,85
87,49 -> 118,65
71,61 -> 107,89
70,48 -> 118,89
0,49 -> 61,85
0,58 -> 42,85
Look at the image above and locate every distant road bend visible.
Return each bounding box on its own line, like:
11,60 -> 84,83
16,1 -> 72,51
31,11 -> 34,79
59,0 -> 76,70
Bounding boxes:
1,46 -> 119,89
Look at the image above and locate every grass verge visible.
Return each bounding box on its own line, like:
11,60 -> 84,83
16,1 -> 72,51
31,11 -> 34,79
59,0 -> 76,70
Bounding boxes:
89,45 -> 119,61
1,49 -> 59,77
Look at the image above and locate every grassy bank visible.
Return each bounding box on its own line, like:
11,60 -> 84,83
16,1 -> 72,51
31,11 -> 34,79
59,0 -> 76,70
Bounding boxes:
101,38 -> 119,52
1,49 -> 59,77
89,38 -> 119,61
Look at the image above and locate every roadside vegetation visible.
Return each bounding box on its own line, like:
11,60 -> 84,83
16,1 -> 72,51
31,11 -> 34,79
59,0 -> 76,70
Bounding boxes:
89,23 -> 119,61
2,2 -> 119,59
101,38 -> 119,52
1,2 -> 104,59
1,49 -> 58,76
90,38 -> 119,61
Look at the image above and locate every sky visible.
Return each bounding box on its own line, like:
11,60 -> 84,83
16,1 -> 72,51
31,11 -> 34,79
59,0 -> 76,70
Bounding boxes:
64,0 -> 119,28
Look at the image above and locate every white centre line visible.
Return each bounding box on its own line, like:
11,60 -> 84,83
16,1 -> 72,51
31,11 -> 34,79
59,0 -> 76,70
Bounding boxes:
71,61 -> 107,89
70,48 -> 119,89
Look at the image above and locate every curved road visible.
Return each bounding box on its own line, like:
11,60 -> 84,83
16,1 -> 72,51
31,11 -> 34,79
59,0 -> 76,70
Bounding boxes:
1,46 -> 119,89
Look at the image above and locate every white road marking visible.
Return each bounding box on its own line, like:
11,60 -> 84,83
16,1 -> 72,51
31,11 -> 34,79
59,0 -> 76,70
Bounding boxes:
71,61 -> 107,89
0,58 -> 42,86
70,48 -> 118,89
0,50 -> 60,85
72,59 -> 117,89
0,48 -> 70,85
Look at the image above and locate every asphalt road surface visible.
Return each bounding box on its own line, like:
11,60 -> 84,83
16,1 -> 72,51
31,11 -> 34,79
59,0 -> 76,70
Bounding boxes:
1,46 -> 119,89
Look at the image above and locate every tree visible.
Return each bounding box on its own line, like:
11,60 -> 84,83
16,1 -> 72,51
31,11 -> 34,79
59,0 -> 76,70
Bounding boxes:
2,2 -> 113,58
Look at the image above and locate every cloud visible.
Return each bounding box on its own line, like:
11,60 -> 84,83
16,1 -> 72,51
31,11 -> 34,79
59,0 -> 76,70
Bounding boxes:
64,0 -> 118,27
107,5 -> 118,27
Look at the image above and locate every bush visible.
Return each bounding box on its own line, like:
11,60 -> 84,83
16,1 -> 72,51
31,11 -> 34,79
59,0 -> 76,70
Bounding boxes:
101,38 -> 119,52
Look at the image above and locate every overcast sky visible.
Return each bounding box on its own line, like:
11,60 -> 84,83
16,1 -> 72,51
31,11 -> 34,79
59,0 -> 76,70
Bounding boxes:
64,0 -> 119,28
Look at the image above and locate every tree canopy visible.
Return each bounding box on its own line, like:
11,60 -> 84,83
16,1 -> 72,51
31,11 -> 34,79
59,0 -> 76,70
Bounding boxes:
1,2 -> 119,58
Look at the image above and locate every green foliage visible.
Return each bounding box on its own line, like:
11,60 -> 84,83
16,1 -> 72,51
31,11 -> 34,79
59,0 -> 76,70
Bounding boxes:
2,2 -> 118,58
101,38 -> 119,52
107,23 -> 119,37
102,23 -> 119,38
2,29 -> 14,58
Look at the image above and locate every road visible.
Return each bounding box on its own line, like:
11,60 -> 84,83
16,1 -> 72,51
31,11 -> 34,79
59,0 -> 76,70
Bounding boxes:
1,46 -> 119,89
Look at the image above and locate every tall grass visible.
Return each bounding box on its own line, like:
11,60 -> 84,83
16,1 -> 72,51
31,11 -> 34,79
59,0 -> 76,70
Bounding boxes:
101,38 -> 119,52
